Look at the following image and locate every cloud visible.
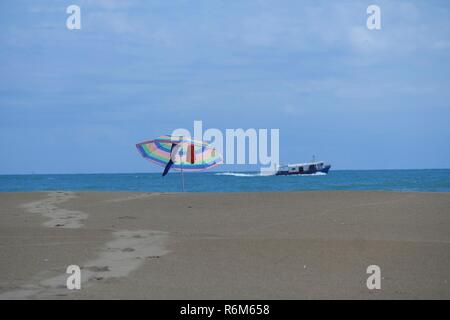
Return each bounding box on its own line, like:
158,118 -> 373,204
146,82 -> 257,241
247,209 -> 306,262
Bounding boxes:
1,0 -> 450,172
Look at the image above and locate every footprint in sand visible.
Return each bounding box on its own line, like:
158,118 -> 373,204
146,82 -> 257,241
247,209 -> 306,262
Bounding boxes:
21,192 -> 88,229
117,216 -> 137,220
0,230 -> 170,299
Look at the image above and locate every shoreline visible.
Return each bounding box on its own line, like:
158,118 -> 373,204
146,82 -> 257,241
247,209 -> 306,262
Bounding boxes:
0,191 -> 449,299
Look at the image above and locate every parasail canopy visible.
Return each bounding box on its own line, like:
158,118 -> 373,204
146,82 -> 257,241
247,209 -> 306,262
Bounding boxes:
136,135 -> 222,175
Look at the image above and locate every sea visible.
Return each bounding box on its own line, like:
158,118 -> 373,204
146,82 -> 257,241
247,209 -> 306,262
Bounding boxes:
1,169 -> 450,192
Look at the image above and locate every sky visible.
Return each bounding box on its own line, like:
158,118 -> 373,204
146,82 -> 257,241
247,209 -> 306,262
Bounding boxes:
1,0 -> 450,174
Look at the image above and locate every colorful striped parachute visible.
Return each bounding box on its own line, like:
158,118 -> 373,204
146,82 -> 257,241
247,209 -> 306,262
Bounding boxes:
136,135 -> 222,176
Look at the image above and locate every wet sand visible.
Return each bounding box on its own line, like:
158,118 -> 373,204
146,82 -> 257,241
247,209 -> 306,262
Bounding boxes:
0,191 -> 449,299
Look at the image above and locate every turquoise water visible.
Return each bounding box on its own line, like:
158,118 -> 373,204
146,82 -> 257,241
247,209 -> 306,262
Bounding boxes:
1,170 -> 450,192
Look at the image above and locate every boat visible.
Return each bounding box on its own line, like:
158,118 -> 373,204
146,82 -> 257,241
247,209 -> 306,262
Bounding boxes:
275,157 -> 331,176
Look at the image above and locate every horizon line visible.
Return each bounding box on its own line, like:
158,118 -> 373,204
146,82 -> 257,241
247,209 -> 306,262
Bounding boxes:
1,168 -> 450,176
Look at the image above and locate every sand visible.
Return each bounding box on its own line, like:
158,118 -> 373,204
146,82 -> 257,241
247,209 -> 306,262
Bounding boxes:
0,191 -> 449,299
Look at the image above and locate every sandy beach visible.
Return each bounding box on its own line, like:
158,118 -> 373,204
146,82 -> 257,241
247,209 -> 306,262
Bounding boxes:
0,191 -> 449,299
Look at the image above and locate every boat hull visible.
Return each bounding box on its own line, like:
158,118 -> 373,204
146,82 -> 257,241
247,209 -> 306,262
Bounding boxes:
275,165 -> 331,176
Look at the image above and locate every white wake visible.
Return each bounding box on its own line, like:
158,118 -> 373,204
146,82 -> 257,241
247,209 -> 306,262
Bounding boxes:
214,172 -> 265,177
215,171 -> 327,177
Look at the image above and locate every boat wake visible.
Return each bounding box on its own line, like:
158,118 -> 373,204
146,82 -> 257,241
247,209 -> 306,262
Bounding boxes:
302,172 -> 327,176
215,172 -> 327,177
283,172 -> 327,177
215,172 -> 265,177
